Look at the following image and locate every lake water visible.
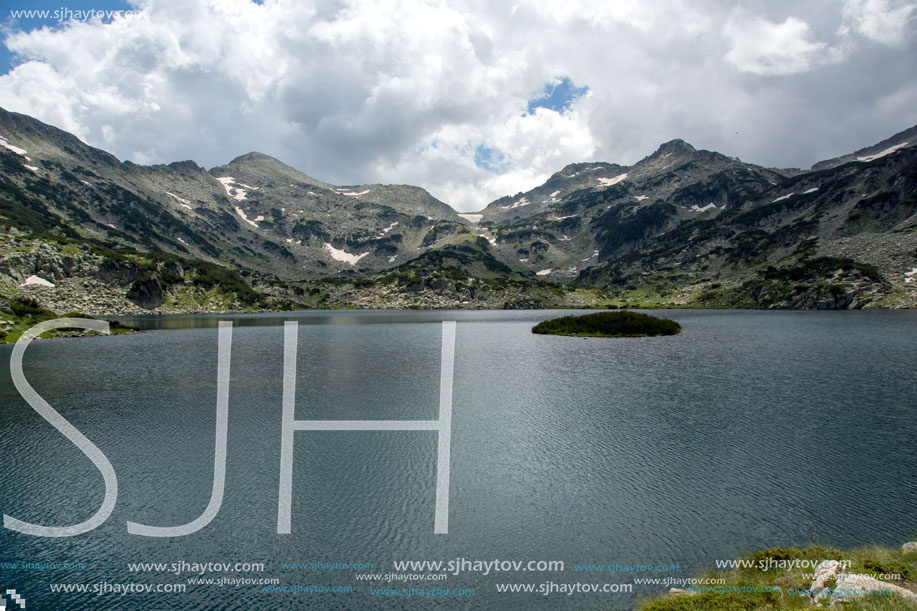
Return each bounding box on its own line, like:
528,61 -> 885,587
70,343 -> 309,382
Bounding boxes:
1,309 -> 915,610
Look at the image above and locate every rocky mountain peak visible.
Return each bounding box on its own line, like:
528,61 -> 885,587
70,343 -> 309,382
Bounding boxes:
209,152 -> 331,189
652,139 -> 697,157
555,161 -> 624,177
166,160 -> 206,174
226,151 -> 279,165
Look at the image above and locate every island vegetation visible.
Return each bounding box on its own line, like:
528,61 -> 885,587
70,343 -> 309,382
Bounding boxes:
532,311 -> 681,337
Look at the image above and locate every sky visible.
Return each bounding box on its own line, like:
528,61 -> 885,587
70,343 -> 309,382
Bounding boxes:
0,0 -> 914,212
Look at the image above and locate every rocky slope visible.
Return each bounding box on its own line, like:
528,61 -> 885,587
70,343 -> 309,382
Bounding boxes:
812,123 -> 917,171
0,107 -> 462,281
471,134 -> 916,308
0,106 -> 914,314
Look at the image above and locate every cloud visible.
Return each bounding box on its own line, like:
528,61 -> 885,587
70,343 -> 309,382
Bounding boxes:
841,0 -> 916,46
0,0 -> 914,211
723,9 -> 839,76
376,101 -> 597,211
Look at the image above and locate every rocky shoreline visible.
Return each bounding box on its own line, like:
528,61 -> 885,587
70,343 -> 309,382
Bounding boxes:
2,234 -> 914,316
647,540 -> 917,610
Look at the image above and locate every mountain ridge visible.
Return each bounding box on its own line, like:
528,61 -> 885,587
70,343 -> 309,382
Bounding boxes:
812,123 -> 917,171
0,106 -> 915,314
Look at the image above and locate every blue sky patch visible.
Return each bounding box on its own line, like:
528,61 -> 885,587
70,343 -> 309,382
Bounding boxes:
527,76 -> 589,114
474,145 -> 509,174
0,0 -> 136,73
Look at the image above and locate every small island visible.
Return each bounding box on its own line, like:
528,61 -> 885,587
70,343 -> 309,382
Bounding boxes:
532,311 -> 681,337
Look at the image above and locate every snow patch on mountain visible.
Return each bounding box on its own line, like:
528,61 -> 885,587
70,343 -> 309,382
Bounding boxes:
217,176 -> 249,201
597,173 -> 628,187
235,206 -> 259,227
324,243 -> 369,265
0,136 -> 27,156
501,197 -> 531,209
377,221 -> 399,237
475,231 -> 497,246
165,192 -> 194,209
858,142 -> 910,163
22,275 -> 54,287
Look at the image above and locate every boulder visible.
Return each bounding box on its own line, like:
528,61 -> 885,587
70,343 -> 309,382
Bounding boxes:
165,261 -> 184,280
831,573 -> 917,604
903,542 -> 917,552
128,276 -> 165,309
98,260 -> 141,286
0,297 -> 11,314
810,560 -> 841,603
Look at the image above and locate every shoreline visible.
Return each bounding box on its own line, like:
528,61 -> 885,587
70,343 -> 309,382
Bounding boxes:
639,540 -> 917,610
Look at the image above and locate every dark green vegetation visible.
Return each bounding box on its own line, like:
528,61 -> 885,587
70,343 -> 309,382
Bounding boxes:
0,294 -> 136,343
0,105 -> 915,314
532,311 -> 681,337
639,543 -> 917,610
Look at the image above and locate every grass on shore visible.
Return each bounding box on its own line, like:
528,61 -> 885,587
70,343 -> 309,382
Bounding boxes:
639,543 -> 917,610
0,294 -> 136,343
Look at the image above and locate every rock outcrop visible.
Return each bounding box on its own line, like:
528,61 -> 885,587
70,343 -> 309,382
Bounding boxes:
0,242 -> 98,286
98,260 -> 142,286
831,573 -> 917,604
809,558 -> 917,605
128,276 -> 165,309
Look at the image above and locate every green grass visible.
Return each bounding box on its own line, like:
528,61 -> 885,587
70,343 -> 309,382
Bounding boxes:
532,311 -> 681,337
0,295 -> 137,343
639,544 -> 917,611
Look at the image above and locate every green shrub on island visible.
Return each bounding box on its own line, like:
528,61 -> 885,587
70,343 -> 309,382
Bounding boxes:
532,311 -> 681,337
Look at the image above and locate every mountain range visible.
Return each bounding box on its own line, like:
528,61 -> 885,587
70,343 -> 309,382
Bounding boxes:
0,106 -> 914,314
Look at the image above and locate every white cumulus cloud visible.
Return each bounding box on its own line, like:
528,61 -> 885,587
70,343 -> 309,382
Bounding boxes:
0,0 -> 913,211
723,10 -> 839,76
841,0 -> 916,46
